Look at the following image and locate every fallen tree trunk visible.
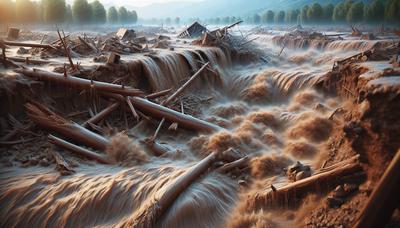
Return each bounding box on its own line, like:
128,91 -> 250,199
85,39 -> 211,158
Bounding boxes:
247,156 -> 363,211
353,150 -> 400,228
131,152 -> 218,227
3,40 -> 54,49
48,134 -> 111,164
82,102 -> 120,128
15,68 -> 144,97
130,96 -> 221,132
26,103 -> 109,151
103,93 -> 222,132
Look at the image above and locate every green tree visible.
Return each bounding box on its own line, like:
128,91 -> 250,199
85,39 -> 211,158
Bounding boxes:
108,6 -> 118,23
72,0 -> 92,23
307,3 -> 323,23
175,17 -> 180,24
253,14 -> 261,24
131,10 -> 138,24
266,10 -> 275,23
90,0 -> 106,24
300,5 -> 309,24
286,9 -> 299,24
323,4 -> 334,22
333,2 -> 347,23
385,0 -> 400,24
165,17 -> 171,24
261,11 -> 268,24
364,0 -> 384,23
347,1 -> 364,23
16,0 -> 38,23
42,0 -> 66,23
275,11 -> 285,24
118,6 -> 128,24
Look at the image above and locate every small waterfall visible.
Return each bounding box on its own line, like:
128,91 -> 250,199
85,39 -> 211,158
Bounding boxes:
126,47 -> 230,92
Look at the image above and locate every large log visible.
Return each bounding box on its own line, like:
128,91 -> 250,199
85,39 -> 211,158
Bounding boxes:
48,134 -> 110,164
3,40 -> 54,49
247,156 -> 363,210
130,96 -> 222,132
15,68 -> 144,97
353,150 -> 400,228
131,152 -> 218,227
26,103 -> 109,151
103,93 -> 222,132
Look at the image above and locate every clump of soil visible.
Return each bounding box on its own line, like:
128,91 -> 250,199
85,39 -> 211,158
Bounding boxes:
250,154 -> 292,179
107,133 -> 149,165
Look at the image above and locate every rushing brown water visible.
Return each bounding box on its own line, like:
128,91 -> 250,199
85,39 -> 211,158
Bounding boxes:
0,30 -> 394,228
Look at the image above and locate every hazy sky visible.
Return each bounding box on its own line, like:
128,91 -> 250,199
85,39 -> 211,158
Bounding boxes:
66,0 -> 200,7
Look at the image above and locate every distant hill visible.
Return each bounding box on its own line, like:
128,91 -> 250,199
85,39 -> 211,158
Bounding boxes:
130,0 -> 373,19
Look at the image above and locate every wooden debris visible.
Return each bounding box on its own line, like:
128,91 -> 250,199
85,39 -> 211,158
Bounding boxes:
26,103 -> 109,151
49,134 -> 110,164
354,150 -> 400,228
7,27 -> 20,40
178,21 -> 207,38
82,102 -> 120,128
116,28 -> 136,40
107,52 -> 121,64
51,149 -> 75,175
216,156 -> 249,173
78,36 -> 98,52
132,151 -> 219,227
141,138 -> 171,156
126,97 -> 140,121
145,88 -> 172,99
247,155 -> 363,210
162,62 -> 210,106
15,68 -> 144,97
57,29 -> 76,70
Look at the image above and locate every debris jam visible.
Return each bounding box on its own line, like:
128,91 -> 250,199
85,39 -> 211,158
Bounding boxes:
0,23 -> 399,228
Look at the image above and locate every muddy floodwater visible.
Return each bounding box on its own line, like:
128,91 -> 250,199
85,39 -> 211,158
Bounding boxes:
0,25 -> 399,228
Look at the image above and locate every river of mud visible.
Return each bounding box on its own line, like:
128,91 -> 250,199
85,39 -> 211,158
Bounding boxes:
0,25 -> 399,227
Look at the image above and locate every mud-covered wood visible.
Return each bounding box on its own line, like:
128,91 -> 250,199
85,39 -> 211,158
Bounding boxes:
132,152 -> 218,227
247,156 -> 363,210
26,103 -> 110,151
82,102 -> 120,128
353,150 -> 400,228
49,134 -> 110,164
15,68 -> 144,97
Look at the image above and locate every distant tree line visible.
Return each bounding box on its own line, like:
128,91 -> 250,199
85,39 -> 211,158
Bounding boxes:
140,17 -> 181,25
203,0 -> 400,25
0,0 -> 138,25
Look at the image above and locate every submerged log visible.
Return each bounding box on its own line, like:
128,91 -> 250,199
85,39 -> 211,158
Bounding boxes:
353,150 -> 400,228
216,156 -> 250,173
247,156 -> 363,210
15,68 -> 144,97
132,152 -> 218,227
26,103 -> 109,151
49,135 -> 110,164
